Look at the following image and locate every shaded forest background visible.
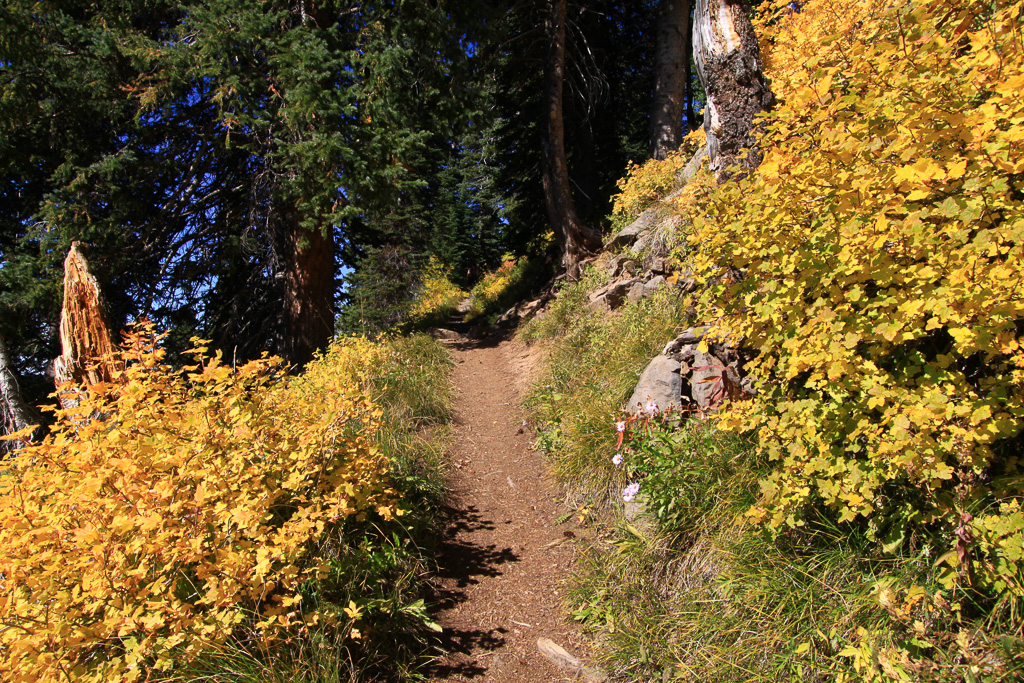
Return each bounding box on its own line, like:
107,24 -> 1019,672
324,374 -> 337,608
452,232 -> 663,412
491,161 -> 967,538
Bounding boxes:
1,0 -> 704,412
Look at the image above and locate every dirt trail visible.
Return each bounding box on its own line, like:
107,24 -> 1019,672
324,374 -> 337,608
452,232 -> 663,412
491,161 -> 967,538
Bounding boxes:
426,335 -> 589,682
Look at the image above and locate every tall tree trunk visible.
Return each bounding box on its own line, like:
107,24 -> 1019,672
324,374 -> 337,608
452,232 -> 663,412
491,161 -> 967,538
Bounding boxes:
542,0 -> 602,278
0,332 -> 42,446
283,225 -> 334,368
53,243 -> 124,396
649,0 -> 692,160
684,2 -> 696,132
693,0 -> 774,181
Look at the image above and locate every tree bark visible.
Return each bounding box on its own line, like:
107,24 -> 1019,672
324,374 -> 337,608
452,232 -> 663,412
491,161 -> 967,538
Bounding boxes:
53,243 -> 124,397
683,1 -> 696,131
693,0 -> 774,181
0,332 -> 42,446
649,0 -> 692,160
283,225 -> 334,368
541,0 -> 602,278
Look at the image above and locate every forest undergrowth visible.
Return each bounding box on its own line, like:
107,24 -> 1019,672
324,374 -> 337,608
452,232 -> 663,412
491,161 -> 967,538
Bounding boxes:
3,0 -> 1023,681
0,329 -> 454,683
520,0 -> 1024,681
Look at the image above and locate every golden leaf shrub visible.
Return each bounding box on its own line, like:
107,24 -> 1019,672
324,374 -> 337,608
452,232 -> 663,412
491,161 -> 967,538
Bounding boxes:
465,255 -> 535,320
687,0 -> 1024,591
406,256 -> 466,326
611,127 -> 706,223
0,327 -> 397,683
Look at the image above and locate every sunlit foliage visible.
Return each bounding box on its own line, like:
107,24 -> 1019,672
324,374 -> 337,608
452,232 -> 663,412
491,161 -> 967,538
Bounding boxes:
610,128 -> 706,225
405,256 -> 466,328
0,326 -> 402,682
679,0 -> 1024,675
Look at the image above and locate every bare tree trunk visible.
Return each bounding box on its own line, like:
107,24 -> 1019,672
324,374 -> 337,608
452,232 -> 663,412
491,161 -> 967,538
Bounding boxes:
542,0 -> 602,278
650,0 -> 692,160
684,2 -> 696,131
53,243 -> 124,404
693,0 -> 773,181
0,332 -> 42,447
283,225 -> 334,368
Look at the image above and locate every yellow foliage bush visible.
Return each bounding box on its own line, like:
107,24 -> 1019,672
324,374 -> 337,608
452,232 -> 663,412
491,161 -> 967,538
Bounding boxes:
406,256 -> 465,326
610,128 -> 706,223
687,0 -> 1024,602
465,255 -> 533,321
0,327 -> 399,683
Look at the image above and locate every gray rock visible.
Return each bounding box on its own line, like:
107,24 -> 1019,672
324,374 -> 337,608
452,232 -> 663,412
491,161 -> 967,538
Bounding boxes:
643,275 -> 666,297
602,278 -> 639,309
648,256 -> 671,274
626,280 -> 646,303
663,327 -> 709,356
587,283 -> 611,303
676,276 -> 698,293
667,342 -> 698,364
427,328 -> 464,342
605,254 -> 629,277
628,232 -> 652,256
606,208 -> 663,251
625,355 -> 682,415
497,297 -> 546,326
690,350 -> 742,409
586,295 -> 610,313
690,349 -> 724,409
631,214 -> 683,257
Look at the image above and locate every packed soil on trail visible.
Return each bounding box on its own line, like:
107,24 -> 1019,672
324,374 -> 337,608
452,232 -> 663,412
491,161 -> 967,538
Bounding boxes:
426,336 -> 590,682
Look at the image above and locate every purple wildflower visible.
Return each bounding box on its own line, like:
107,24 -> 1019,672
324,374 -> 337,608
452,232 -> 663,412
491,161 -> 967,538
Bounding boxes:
622,482 -> 640,502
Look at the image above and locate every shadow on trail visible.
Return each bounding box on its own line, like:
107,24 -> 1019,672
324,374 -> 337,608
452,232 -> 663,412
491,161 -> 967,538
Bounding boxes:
431,504 -> 519,599
449,327 -> 509,351
424,626 -> 509,679
432,306 -> 513,351
425,504 -> 520,678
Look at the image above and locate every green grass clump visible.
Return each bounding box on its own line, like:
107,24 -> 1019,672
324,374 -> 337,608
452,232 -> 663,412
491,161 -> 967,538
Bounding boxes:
517,266 -> 609,344
521,271 -> 687,503
565,415 -> 1024,682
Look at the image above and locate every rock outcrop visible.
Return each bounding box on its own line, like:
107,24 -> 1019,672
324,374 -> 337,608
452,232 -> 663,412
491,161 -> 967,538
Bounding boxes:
624,326 -> 753,413
624,355 -> 683,415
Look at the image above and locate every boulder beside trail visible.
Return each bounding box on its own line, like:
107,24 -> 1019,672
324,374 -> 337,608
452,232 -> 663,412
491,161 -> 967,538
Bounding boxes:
625,355 -> 682,415
624,326 -> 753,414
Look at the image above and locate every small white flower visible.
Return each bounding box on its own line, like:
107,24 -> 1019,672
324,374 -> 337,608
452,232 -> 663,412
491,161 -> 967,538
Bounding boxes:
622,482 -> 640,502
615,420 -> 626,433
645,398 -> 659,414
612,453 -> 623,466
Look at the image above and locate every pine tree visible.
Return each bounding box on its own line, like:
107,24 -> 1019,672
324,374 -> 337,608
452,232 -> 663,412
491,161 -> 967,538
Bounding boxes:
1,0 -> 488,379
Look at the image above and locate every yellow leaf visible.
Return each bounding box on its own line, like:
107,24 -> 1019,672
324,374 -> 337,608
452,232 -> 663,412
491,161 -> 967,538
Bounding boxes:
343,601 -> 362,620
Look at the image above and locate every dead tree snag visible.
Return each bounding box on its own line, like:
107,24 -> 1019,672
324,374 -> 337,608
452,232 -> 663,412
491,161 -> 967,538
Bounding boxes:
53,243 -> 124,402
693,0 -> 774,181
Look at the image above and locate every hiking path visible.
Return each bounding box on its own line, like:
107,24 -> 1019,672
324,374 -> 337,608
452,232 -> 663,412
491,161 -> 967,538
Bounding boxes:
425,334 -> 597,683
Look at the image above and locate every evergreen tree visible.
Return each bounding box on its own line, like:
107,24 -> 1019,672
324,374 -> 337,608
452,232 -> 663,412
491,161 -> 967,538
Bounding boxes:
1,0 -> 490,386
486,0 -> 666,271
